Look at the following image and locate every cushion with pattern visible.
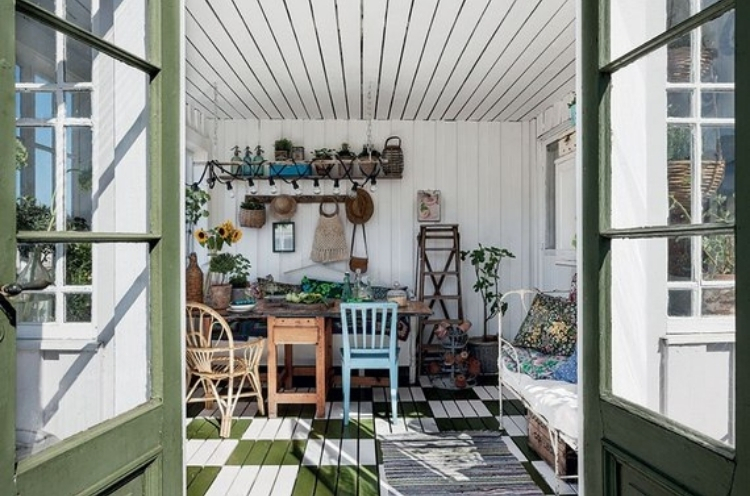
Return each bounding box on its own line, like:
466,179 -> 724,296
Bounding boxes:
552,349 -> 578,383
512,292 -> 577,356
501,345 -> 568,380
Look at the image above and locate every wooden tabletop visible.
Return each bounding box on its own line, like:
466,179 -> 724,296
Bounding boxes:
223,299 -> 432,320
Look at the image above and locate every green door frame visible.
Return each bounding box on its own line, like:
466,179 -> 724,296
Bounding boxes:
0,0 -> 183,494
581,0 -> 749,493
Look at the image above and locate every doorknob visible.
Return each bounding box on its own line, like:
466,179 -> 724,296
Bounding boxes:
0,279 -> 53,297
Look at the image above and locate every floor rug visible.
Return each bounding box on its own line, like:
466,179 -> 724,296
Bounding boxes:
379,431 -> 543,495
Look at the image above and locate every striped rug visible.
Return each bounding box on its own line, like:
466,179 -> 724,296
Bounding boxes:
379,431 -> 543,495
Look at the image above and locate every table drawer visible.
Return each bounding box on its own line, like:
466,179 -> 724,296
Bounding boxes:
270,317 -> 322,344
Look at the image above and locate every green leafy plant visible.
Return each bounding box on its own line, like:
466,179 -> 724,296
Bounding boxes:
702,193 -> 735,277
229,254 -> 252,288
186,187 -> 210,227
16,137 -> 28,170
240,198 -> 265,210
208,253 -> 252,287
274,138 -> 293,152
338,143 -> 354,157
313,148 -> 335,159
460,244 -> 516,341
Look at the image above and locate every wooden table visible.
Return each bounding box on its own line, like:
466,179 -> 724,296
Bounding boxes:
225,299 -> 432,418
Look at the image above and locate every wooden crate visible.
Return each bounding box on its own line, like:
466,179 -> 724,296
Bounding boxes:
527,411 -> 578,476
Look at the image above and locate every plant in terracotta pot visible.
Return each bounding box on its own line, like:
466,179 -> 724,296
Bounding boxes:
460,244 -> 515,374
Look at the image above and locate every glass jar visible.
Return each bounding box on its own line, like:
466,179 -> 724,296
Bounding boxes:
386,282 -> 408,307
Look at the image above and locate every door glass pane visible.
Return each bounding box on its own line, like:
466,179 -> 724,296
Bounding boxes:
14,242 -> 151,461
14,9 -> 152,462
611,15 -> 734,230
609,0 -> 721,62
611,237 -> 735,446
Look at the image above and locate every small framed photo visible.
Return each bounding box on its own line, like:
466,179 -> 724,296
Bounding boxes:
273,222 -> 295,253
417,190 -> 441,222
291,146 -> 305,162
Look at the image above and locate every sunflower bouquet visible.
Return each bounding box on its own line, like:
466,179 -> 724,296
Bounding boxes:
194,220 -> 242,252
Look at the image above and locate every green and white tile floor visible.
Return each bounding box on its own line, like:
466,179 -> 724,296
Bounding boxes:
186,376 -> 579,495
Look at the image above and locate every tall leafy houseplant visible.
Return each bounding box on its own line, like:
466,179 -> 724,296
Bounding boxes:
460,244 -> 516,341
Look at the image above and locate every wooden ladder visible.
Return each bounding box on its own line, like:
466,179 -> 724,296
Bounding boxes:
415,224 -> 464,375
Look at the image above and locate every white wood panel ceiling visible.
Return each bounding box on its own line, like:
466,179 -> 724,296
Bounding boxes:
185,0 -> 575,122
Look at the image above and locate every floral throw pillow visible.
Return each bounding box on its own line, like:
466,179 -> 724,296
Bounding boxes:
501,346 -> 567,380
512,292 -> 577,356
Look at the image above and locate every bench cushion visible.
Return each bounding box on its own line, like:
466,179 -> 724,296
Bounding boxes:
512,293 -> 577,356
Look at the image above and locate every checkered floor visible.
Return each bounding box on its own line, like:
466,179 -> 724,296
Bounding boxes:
185,376 -> 579,495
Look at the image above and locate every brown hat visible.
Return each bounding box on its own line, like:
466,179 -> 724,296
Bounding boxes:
270,194 -> 297,219
345,188 -> 374,224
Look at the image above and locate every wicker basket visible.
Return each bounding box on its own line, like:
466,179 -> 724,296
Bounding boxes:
668,159 -> 726,208
667,46 -> 716,83
239,207 -> 266,228
382,136 -> 404,176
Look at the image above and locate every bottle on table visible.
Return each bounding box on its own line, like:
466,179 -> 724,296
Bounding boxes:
342,271 -> 353,302
353,268 -> 362,300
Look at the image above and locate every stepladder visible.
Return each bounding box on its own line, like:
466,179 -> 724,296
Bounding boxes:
415,224 -> 465,375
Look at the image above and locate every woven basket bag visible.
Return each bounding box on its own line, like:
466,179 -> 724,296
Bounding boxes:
382,136 -> 404,176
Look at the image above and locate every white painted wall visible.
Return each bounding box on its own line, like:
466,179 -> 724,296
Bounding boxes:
199,118 -> 534,341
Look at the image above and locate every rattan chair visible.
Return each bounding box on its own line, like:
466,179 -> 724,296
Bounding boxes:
185,302 -> 265,438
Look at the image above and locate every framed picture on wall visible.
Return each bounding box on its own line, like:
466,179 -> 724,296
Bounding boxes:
417,190 -> 441,222
273,222 -> 295,252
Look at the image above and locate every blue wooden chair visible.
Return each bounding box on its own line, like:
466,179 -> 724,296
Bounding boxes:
339,302 -> 400,425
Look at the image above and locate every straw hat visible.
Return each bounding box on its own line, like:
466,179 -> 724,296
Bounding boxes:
270,194 -> 297,219
345,188 -> 374,224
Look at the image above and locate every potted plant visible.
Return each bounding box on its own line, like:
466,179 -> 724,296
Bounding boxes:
274,138 -> 293,161
228,253 -> 252,301
460,244 -> 515,374
239,197 -> 266,228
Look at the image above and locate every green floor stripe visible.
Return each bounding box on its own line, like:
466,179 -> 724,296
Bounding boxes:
244,439 -> 273,465
334,466 -> 357,495
465,417 -> 486,431
447,417 -> 472,431
484,400 -> 501,416
512,435 -> 543,462
226,440 -> 255,465
282,440 -> 308,465
300,404 -> 317,417
480,415 -> 501,430
341,421 -> 360,439
185,466 -> 202,487
356,419 -> 375,440
503,398 -> 526,415
291,465 -> 317,496
310,419 -> 328,439
228,419 -> 252,439
186,466 -> 220,496
357,465 -> 379,496
325,419 -> 344,438
265,440 -> 292,465
312,466 -> 337,496
187,418 -> 220,440
522,461 -> 554,494
434,417 -> 454,432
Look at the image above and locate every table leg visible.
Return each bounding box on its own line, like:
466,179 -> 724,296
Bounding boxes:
284,344 -> 293,389
315,316 -> 326,417
267,324 -> 278,419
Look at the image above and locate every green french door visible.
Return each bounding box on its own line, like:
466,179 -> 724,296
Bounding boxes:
581,0 -> 749,494
1,0 -> 182,494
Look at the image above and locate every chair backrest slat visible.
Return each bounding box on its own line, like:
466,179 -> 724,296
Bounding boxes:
340,302 -> 398,357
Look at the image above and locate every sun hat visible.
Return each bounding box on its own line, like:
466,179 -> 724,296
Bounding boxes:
270,194 -> 297,219
344,188 -> 374,224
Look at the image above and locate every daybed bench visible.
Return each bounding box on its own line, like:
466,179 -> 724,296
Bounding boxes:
498,289 -> 579,491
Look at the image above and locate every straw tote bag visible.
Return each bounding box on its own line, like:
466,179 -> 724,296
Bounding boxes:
310,199 -> 348,263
